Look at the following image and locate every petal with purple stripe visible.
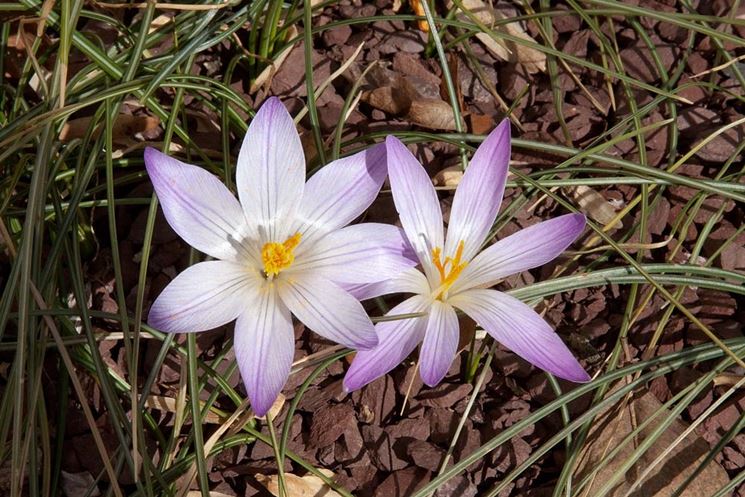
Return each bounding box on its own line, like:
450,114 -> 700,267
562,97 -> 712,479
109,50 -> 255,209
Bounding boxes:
292,223 -> 416,285
236,97 -> 305,243
445,120 -> 511,262
296,143 -> 387,244
451,213 -> 586,294
450,289 -> 589,382
145,147 -> 253,263
386,136 -> 444,278
148,260 -> 261,333
278,273 -> 378,350
343,295 -> 430,392
419,300 -> 459,387
234,287 -> 294,416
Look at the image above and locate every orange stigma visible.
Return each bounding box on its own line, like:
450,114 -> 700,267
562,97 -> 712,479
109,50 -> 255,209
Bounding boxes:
431,240 -> 467,300
261,233 -> 301,278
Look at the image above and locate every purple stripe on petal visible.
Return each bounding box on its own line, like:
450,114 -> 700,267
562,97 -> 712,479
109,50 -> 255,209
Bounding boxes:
292,223 -> 417,285
234,288 -> 294,417
342,267 -> 430,300
296,143 -> 387,244
236,97 -> 305,243
144,147 -> 253,262
450,289 -> 590,382
343,295 -> 430,392
386,136 -> 444,280
278,272 -> 378,350
148,260 -> 261,333
451,213 -> 586,294
445,120 -> 510,262
419,300 -> 459,387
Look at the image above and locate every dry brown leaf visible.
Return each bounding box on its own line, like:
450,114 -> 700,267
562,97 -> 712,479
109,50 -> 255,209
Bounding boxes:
569,185 -> 623,229
574,388 -> 730,497
407,98 -> 460,131
145,395 -> 223,424
454,0 -> 546,74
256,470 -> 342,497
713,373 -> 745,388
59,114 -> 160,142
433,165 -> 463,187
364,86 -> 411,115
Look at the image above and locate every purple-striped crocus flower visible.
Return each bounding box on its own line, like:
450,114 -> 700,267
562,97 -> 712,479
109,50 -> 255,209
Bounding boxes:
145,97 -> 414,415
344,121 -> 590,391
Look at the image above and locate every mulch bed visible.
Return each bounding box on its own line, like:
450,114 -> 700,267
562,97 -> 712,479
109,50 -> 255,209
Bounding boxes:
36,0 -> 745,495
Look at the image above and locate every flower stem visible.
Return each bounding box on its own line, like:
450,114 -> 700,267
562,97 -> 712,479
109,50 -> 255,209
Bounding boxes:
265,411 -> 287,497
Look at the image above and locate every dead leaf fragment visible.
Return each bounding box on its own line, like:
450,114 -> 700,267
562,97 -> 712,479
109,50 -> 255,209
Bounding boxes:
569,185 -> 623,229
256,470 -> 342,497
574,388 -> 730,496
59,114 -> 160,142
433,165 -> 463,187
453,0 -> 546,73
407,98 -> 460,131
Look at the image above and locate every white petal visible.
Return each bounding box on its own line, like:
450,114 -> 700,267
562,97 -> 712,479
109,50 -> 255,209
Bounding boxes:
236,97 -> 305,243
419,300 -> 459,387
291,223 -> 416,284
234,288 -> 294,416
343,295 -> 430,392
277,273 -> 377,350
342,267 -> 431,300
144,147 -> 254,262
449,289 -> 589,382
445,120 -> 510,262
148,261 -> 261,332
386,136 -> 444,279
451,213 -> 586,294
296,143 -> 387,245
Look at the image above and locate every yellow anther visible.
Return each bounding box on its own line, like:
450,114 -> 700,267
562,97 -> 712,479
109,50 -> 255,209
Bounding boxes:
430,240 -> 467,300
261,233 -> 301,278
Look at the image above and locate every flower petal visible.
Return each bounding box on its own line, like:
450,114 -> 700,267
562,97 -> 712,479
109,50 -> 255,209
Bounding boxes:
296,143 -> 387,244
419,300 -> 459,387
343,295 -> 430,392
277,273 -> 377,350
233,287 -> 294,416
144,147 -> 253,262
450,289 -> 590,382
451,213 -> 586,294
292,223 -> 416,284
386,136 -> 444,277
342,267 -> 430,301
148,261 -> 261,332
445,120 -> 510,262
236,97 -> 305,243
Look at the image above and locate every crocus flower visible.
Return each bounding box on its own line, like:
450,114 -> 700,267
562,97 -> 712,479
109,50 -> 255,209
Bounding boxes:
344,121 -> 590,391
145,97 -> 414,415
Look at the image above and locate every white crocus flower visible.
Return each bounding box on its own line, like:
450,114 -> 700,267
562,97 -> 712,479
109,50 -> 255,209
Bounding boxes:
145,97 -> 414,415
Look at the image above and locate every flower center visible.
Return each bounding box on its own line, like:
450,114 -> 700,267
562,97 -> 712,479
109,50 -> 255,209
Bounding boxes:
261,233 -> 301,278
431,240 -> 467,300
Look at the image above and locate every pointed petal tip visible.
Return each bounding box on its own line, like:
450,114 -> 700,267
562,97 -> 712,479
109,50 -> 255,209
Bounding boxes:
565,212 -> 587,238
420,371 -> 445,388
143,146 -> 164,173
250,397 -> 273,418
561,367 -> 591,383
355,332 -> 379,351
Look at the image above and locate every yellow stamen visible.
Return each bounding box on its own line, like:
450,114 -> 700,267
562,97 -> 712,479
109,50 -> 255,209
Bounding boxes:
431,240 -> 467,300
261,233 -> 301,277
